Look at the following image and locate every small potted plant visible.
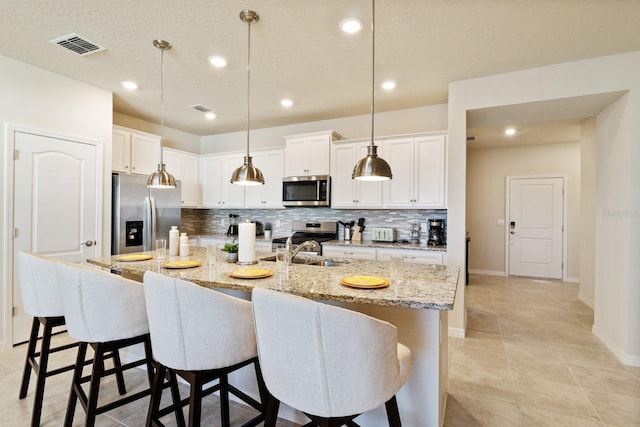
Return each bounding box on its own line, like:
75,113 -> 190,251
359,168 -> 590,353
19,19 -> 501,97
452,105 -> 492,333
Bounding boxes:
222,242 -> 238,263
264,222 -> 272,240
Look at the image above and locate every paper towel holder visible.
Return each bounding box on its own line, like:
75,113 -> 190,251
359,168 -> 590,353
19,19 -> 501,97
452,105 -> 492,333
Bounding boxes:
237,220 -> 259,265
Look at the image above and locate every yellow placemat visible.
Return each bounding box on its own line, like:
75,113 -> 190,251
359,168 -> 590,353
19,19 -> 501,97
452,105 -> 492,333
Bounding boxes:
163,260 -> 202,269
340,275 -> 389,289
230,268 -> 274,279
115,254 -> 153,262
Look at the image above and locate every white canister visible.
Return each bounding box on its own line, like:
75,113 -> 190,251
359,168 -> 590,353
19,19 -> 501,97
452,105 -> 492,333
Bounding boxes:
179,232 -> 189,257
169,226 -> 179,256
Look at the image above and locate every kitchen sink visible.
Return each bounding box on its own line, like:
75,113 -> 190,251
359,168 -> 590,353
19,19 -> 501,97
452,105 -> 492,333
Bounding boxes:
260,256 -> 349,267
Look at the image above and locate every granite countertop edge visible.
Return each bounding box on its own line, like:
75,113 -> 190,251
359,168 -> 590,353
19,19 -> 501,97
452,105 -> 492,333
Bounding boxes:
91,248 -> 458,311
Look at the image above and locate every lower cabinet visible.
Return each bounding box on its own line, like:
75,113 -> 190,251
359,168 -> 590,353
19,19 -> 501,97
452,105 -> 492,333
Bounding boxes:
376,248 -> 444,265
323,245 -> 444,265
322,246 -> 377,260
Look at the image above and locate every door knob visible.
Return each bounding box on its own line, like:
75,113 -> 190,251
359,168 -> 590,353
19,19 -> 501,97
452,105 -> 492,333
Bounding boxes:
81,240 -> 96,247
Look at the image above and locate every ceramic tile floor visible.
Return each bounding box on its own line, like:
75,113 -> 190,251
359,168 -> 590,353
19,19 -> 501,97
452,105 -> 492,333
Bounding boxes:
445,274 -> 640,427
2,274 -> 639,426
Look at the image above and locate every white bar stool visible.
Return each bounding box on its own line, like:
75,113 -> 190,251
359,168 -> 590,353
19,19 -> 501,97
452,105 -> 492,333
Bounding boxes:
251,287 -> 413,427
16,251 -> 104,427
56,262 -> 182,427
142,271 -> 267,427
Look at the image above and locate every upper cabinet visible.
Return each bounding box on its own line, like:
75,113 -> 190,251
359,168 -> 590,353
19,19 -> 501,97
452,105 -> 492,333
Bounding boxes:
244,150 -> 284,208
200,154 -> 245,209
382,134 -> 446,208
284,130 -> 342,177
200,150 -> 284,210
163,148 -> 200,207
330,142 -> 383,208
112,126 -> 160,176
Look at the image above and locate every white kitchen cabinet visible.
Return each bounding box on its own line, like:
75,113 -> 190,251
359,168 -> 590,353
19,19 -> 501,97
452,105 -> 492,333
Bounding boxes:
382,134 -> 446,208
164,148 -> 200,207
330,141 -> 383,208
200,153 -> 247,209
322,245 -> 377,260
112,126 -> 160,176
376,248 -> 444,265
200,155 -> 223,208
284,130 -> 341,177
244,150 -> 284,208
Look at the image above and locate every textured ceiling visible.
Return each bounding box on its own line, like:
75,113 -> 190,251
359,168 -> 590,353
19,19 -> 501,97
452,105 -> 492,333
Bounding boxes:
1,1 -> 639,137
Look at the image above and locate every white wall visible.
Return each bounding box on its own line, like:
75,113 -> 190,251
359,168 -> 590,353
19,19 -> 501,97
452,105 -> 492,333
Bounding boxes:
579,118 -> 597,307
467,142 -> 581,279
0,54 -> 113,349
449,51 -> 640,365
113,112 -> 201,153
200,104 -> 449,154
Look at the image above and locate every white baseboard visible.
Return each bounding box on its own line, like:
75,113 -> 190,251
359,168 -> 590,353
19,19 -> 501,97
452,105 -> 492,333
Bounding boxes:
577,292 -> 594,309
448,326 -> 465,338
565,276 -> 580,283
468,269 -> 506,277
592,324 -> 640,367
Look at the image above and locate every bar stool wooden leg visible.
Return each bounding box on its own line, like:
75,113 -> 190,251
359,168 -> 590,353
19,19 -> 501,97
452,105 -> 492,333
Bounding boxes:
188,375 -> 204,427
65,342 -> 88,427
84,343 -> 106,427
146,363 -> 167,427
385,396 -> 402,427
18,317 -> 40,400
111,348 -> 127,395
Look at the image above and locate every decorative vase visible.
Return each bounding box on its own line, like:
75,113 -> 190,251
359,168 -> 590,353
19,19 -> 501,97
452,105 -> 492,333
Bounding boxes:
225,253 -> 238,263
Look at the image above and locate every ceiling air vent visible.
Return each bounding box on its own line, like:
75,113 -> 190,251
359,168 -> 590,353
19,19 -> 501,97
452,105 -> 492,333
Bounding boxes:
50,33 -> 106,56
191,104 -> 213,113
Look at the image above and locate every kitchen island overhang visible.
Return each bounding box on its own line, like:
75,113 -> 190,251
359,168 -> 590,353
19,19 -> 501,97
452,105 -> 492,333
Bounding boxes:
87,247 -> 458,427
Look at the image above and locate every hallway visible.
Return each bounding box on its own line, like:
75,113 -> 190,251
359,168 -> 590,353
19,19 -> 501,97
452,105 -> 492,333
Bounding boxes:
445,274 -> 640,426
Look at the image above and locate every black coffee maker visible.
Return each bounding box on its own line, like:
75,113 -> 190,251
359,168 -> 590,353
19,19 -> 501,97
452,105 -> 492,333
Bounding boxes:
427,219 -> 445,246
227,214 -> 239,236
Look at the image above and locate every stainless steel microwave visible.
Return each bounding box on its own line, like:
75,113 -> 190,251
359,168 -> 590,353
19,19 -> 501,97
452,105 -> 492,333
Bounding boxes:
282,175 -> 330,207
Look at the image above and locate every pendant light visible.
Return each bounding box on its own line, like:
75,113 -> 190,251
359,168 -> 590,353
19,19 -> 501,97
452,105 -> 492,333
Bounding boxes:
352,0 -> 392,181
231,10 -> 265,186
147,39 -> 177,188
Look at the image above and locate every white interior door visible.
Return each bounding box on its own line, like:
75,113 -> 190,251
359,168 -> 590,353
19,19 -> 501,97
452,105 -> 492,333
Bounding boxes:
508,177 -> 564,279
12,131 -> 100,344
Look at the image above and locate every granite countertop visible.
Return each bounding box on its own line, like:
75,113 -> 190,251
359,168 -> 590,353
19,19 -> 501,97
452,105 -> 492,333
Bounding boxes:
88,247 -> 458,311
323,239 -> 447,252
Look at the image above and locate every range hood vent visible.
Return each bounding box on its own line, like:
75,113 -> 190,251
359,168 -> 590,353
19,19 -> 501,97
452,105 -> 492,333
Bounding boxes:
50,33 -> 105,56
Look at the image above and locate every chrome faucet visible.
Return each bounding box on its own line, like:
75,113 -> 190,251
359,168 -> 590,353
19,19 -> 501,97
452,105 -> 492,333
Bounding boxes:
286,236 -> 320,265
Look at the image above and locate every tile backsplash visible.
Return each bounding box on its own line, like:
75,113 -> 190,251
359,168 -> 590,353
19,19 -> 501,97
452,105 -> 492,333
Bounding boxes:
182,207 -> 446,244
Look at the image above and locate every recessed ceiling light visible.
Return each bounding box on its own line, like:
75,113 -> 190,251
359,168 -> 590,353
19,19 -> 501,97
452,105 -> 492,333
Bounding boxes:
205,112 -> 216,120
504,128 -> 516,136
340,18 -> 363,34
280,99 -> 293,108
381,80 -> 396,90
208,55 -> 227,68
121,81 -> 138,90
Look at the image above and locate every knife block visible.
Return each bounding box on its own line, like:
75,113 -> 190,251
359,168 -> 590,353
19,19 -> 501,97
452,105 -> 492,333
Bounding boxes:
351,227 -> 362,241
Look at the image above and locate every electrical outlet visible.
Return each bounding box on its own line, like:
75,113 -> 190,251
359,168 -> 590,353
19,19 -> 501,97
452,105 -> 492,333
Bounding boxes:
420,222 -> 427,232
275,220 -> 281,227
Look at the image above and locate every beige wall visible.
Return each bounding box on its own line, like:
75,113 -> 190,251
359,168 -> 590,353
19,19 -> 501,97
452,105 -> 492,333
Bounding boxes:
579,119 -> 597,306
113,112 -> 201,153
466,142 -> 581,279
200,104 -> 449,154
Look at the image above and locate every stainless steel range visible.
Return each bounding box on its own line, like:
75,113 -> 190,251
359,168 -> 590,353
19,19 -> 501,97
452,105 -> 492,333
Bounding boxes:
271,221 -> 338,255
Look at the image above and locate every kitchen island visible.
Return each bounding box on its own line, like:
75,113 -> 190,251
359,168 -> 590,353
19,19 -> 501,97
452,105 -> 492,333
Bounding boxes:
88,247 -> 458,427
